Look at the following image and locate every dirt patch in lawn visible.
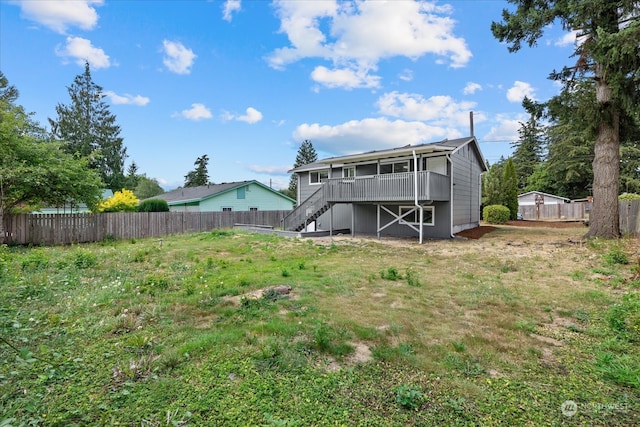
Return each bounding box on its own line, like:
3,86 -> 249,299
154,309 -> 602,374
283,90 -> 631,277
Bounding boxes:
455,220 -> 586,240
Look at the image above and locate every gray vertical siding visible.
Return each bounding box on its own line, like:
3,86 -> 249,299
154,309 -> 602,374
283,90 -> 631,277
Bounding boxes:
451,144 -> 483,232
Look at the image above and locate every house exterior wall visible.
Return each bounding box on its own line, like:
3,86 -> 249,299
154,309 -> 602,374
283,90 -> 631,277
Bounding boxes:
451,145 -> 483,233
195,182 -> 294,212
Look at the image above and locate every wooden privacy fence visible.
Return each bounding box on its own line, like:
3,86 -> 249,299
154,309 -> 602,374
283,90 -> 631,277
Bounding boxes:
2,210 -> 290,245
518,200 -> 640,236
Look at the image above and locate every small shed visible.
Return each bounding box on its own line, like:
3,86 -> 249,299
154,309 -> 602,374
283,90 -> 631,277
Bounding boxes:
518,191 -> 569,206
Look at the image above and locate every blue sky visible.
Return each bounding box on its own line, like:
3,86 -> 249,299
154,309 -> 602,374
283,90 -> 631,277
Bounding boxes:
1,0 -> 578,190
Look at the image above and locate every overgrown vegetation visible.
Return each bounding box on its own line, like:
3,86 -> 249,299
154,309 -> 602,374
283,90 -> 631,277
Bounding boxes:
0,227 -> 638,425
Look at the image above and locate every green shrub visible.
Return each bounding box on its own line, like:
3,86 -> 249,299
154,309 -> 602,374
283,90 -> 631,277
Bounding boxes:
483,205 -> 511,224
619,193 -> 640,201
137,198 -> 169,212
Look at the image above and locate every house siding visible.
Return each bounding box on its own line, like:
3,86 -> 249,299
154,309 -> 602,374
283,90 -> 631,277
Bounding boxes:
451,145 -> 483,233
289,137 -> 486,240
198,182 -> 294,211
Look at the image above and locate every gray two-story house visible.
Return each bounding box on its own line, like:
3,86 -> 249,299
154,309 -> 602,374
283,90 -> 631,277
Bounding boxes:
284,136 -> 488,243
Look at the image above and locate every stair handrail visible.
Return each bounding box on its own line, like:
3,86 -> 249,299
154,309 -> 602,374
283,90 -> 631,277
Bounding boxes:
282,184 -> 327,231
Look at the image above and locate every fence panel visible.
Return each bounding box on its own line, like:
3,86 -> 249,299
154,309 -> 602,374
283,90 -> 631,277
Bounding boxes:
2,210 -> 290,245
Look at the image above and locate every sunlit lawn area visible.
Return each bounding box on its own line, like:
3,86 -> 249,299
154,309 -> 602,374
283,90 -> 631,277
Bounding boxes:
1,226 -> 638,426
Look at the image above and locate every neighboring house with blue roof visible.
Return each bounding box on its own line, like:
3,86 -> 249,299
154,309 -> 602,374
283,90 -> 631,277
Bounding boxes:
150,180 -> 295,212
36,189 -> 114,214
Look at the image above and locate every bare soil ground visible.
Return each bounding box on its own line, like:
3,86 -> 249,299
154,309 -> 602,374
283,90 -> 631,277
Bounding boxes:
455,220 -> 586,239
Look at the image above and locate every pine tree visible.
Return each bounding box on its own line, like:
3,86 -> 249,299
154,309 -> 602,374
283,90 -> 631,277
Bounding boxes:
502,158 -> 519,220
511,97 -> 545,190
492,0 -> 640,237
49,62 -> 127,191
288,140 -> 318,197
184,154 -> 210,187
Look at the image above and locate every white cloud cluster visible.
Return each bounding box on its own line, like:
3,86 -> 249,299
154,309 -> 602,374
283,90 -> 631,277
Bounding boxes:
103,91 -> 150,106
483,113 -> 525,143
222,0 -> 241,22
268,0 -> 471,89
293,117 -> 460,155
175,103 -> 212,121
506,81 -> 536,103
162,40 -> 197,74
463,82 -> 482,95
16,0 -> 102,34
55,36 -> 110,68
247,165 -> 291,175
377,91 -> 478,126
222,107 -> 263,124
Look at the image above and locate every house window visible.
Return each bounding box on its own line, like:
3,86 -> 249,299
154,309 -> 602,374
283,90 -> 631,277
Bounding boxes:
380,160 -> 413,174
309,170 -> 329,184
222,207 -> 232,212
237,187 -> 246,199
399,206 -> 434,226
343,166 -> 355,178
423,157 -> 447,175
249,207 -> 258,211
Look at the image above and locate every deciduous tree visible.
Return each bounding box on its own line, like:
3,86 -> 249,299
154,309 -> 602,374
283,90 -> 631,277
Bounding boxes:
1,72 -> 102,243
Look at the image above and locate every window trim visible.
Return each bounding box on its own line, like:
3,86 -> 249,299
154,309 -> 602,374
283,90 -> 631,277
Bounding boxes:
222,207 -> 233,212
309,170 -> 329,185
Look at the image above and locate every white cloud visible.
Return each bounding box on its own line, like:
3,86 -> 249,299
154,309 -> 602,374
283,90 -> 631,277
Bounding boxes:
247,165 -> 291,175
506,81 -> 536,103
162,40 -> 196,74
222,107 -> 263,124
222,0 -> 241,22
554,30 -> 579,47
483,114 -> 525,142
103,91 -> 150,106
174,103 -> 212,121
293,117 -> 461,155
55,36 -> 110,68
16,0 -> 102,34
311,65 -> 380,89
463,82 -> 482,95
267,0 -> 471,89
376,91 -> 478,127
398,69 -> 413,82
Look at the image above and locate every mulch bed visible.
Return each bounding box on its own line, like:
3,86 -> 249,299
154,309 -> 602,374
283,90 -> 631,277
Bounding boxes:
455,220 -> 586,240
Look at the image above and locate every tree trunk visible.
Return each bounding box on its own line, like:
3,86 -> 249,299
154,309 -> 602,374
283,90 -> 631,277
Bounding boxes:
586,66 -> 620,238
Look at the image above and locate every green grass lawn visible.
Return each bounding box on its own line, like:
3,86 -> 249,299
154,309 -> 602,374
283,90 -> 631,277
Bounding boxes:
0,227 -> 638,426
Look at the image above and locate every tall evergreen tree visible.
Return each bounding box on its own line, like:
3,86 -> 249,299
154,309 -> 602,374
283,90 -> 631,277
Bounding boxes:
49,62 -> 127,191
184,154 -> 210,187
492,0 -> 640,237
511,97 -> 545,190
544,81 -> 595,199
288,140 -> 318,198
502,158 -> 519,220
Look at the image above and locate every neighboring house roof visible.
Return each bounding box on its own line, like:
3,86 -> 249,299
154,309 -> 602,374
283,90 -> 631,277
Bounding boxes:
149,180 -> 295,205
290,137 -> 488,173
517,191 -> 570,203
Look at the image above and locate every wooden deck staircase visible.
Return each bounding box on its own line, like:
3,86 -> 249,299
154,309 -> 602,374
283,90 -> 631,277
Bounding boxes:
282,186 -> 329,232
